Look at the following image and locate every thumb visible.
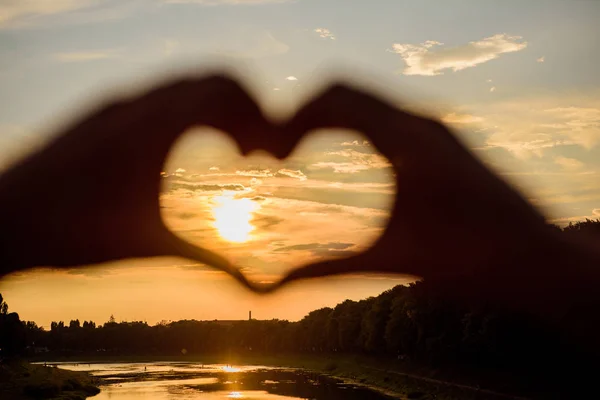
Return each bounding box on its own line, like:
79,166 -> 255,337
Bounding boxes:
264,252 -> 375,293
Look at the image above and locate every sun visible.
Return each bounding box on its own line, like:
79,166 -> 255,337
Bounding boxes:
212,194 -> 259,243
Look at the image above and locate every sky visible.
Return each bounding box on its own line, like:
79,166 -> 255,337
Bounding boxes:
0,0 -> 599,328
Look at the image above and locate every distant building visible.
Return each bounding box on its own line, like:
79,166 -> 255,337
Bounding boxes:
210,311 -> 255,327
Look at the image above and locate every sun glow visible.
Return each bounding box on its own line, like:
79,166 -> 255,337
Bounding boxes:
222,365 -> 241,373
212,194 -> 259,243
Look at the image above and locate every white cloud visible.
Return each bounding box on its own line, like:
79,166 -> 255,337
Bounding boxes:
442,113 -> 484,124
311,149 -> 391,173
209,166 -> 220,171
285,76 -> 298,81
311,162 -> 370,174
236,169 -> 274,177
554,156 -> 584,170
54,49 -> 121,62
277,169 -> 307,180
314,28 -> 335,40
490,86 -> 496,92
341,140 -> 370,147
537,56 -> 545,63
390,34 -> 527,76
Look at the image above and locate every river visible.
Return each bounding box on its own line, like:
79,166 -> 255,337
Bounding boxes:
58,362 -> 393,399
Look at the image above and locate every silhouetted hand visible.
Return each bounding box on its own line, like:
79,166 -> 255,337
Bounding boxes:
273,84 -> 600,315
0,75 -> 277,289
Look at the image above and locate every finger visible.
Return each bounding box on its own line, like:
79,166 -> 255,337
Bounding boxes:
163,231 -> 257,291
124,74 -> 279,160
282,82 -> 458,163
264,252 -> 379,293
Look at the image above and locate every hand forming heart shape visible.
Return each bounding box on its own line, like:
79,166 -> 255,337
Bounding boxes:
0,73 -> 567,296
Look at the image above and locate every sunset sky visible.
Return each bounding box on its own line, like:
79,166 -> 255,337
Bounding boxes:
1,0 -> 599,328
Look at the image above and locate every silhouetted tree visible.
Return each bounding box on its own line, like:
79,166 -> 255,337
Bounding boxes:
0,293 -> 26,357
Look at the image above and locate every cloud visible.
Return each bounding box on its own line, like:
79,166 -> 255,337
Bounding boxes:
311,149 -> 391,173
311,162 -> 371,174
341,140 -> 370,147
160,178 -> 391,277
167,182 -> 247,192
467,96 -> 600,158
390,34 -> 527,76
236,169 -> 274,177
485,131 -> 573,159
209,166 -> 220,171
253,215 -> 284,229
0,0 -> 96,27
276,169 -> 307,180
543,107 -> 600,148
54,49 -> 121,62
285,76 -> 298,81
273,87 -> 280,91
0,1 -> 140,29
314,28 -> 335,40
273,242 -> 356,258
554,156 -> 584,171
442,113 -> 484,124
537,56 -> 545,63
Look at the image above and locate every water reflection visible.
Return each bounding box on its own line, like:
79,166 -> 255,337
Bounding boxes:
56,362 -> 390,399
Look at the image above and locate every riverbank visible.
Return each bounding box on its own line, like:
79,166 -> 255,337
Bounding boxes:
35,353 -> 529,400
0,360 -> 100,400
232,354 -> 528,400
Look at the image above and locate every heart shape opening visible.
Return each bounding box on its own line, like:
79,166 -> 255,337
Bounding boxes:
160,127 -> 395,286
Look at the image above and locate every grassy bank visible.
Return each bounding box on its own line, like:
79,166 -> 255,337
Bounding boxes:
35,353 -> 528,400
0,360 -> 100,400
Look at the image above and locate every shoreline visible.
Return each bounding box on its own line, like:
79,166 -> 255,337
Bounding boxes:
0,360 -> 100,400
37,354 -> 529,400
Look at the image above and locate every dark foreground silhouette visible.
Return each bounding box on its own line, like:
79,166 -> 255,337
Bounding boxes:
2,217 -> 600,398
1,74 -> 600,398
